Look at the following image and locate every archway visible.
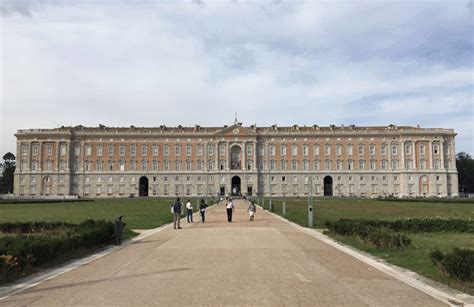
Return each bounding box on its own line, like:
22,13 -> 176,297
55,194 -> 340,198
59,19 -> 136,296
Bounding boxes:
139,176 -> 149,197
231,176 -> 241,196
230,146 -> 242,170
323,176 -> 333,196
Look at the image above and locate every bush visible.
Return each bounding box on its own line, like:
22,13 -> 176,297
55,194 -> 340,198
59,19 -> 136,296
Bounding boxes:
364,227 -> 411,249
430,248 -> 474,281
0,220 -> 116,284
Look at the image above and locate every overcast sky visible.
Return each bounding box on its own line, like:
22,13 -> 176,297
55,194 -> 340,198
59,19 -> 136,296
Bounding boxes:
1,0 -> 473,157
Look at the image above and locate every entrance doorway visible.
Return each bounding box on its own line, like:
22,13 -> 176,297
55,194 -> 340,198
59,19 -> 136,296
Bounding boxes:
231,176 -> 241,196
247,186 -> 253,196
220,186 -> 226,196
139,176 -> 149,197
323,176 -> 333,196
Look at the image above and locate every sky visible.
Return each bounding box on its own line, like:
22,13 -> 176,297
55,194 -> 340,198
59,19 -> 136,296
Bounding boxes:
1,0 -> 473,157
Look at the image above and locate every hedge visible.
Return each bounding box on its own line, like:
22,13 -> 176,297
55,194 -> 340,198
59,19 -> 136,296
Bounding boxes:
0,220 -> 115,284
324,218 -> 474,234
430,248 -> 474,281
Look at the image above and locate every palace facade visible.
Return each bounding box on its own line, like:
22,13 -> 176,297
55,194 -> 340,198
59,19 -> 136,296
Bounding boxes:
13,123 -> 459,198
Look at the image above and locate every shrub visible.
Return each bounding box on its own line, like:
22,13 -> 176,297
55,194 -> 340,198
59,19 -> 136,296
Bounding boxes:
364,227 -> 411,249
430,248 -> 474,281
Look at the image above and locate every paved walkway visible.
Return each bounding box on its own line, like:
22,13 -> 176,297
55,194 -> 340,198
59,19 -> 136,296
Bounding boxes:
1,200 -> 446,306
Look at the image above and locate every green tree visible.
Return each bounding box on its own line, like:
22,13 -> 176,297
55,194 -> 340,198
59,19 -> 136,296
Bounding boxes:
456,152 -> 474,194
0,152 -> 16,194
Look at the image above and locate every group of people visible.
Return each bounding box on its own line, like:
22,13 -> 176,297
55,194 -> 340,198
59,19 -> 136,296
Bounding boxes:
171,196 -> 257,229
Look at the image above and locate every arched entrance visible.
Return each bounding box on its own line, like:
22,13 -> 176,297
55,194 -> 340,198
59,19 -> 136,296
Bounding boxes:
139,176 -> 149,197
323,176 -> 333,196
231,176 -> 241,196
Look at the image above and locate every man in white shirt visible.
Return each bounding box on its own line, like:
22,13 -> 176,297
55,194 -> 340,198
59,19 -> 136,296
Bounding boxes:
226,197 -> 234,222
186,199 -> 194,223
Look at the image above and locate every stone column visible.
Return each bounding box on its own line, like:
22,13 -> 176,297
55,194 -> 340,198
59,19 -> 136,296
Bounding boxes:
429,140 -> 433,169
242,142 -> 246,171
413,141 -> 417,170
253,141 -> 257,171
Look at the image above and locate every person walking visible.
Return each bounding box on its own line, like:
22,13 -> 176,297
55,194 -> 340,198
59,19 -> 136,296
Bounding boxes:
186,199 -> 194,223
226,197 -> 235,222
199,199 -> 208,223
247,200 -> 257,221
172,197 -> 183,229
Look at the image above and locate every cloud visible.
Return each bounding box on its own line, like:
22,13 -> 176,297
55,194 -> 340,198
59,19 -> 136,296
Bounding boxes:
1,0 -> 473,156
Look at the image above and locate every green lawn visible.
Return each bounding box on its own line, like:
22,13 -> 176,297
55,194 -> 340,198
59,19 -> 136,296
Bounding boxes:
330,232 -> 474,295
264,198 -> 474,228
0,198 -> 211,229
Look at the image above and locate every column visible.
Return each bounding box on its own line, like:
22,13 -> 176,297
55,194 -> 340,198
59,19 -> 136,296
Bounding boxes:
253,141 -> 257,171
242,143 -> 246,171
413,141 -> 417,170
429,140 -> 433,169
440,140 -> 445,170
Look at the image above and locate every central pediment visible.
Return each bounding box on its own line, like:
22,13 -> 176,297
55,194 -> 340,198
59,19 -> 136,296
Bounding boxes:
214,124 -> 257,137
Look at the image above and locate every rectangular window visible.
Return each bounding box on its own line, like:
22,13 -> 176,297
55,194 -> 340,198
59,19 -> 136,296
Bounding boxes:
314,160 -> 320,170
347,144 -> 353,156
303,145 -> 308,156
208,160 -> 214,170
131,145 -> 136,157
108,145 -> 114,156
186,145 -> 192,157
303,160 -> 308,170
381,144 -> 387,155
197,145 -> 203,156
120,145 -> 125,156
405,144 -> 411,154
220,144 -> 225,155
164,145 -> 169,157
259,144 -> 265,156
392,160 -> 398,170
175,160 -> 180,171
325,160 -> 331,170
336,160 -> 342,170
369,145 -> 375,156
434,145 -> 439,155
22,144 -> 28,156
358,144 -> 364,155
420,159 -> 426,169
314,145 -> 320,156
270,160 -> 275,171
119,160 -> 125,171
420,144 -> 425,155
98,145 -> 104,157
141,160 -> 147,171
348,160 -> 353,170
153,160 -> 158,171
97,160 -> 103,171
359,160 -> 365,170
186,160 -> 192,171
32,144 -> 39,156
74,144 -> 80,156
381,160 -> 387,170
164,160 -> 169,171
292,160 -> 297,170
142,145 -> 148,156
270,145 -> 276,156
324,144 -> 330,156
281,145 -> 287,156
405,160 -> 413,169
131,160 -> 136,171
247,144 -> 253,156
370,159 -> 376,170
208,145 -> 214,156
176,145 -> 181,156
47,145 -> 52,156
108,160 -> 114,171
434,160 -> 440,169
153,145 -> 159,156
336,144 -> 341,156
392,144 -> 398,155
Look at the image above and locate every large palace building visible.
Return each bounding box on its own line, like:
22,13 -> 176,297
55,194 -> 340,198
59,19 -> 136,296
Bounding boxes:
13,122 -> 459,198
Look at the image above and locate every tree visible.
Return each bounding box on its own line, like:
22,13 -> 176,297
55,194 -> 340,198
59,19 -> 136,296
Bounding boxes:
0,152 -> 16,194
456,152 -> 474,194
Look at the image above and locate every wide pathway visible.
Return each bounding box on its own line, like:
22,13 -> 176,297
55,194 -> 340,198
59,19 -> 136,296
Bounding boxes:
1,200 -> 445,306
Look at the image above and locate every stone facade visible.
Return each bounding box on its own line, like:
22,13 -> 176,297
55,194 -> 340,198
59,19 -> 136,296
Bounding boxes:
13,123 -> 459,198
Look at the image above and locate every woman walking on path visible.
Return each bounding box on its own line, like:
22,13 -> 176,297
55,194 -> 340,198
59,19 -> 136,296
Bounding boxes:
226,197 -> 235,222
186,199 -> 194,223
247,200 -> 257,221
199,199 -> 208,223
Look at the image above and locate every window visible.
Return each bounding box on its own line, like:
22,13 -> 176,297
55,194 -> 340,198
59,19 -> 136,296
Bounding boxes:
259,160 -> 264,171
434,145 -> 439,154
314,160 -> 320,170
59,160 -> 66,171
434,160 -> 440,169
314,145 -> 320,156
420,144 -> 425,155
108,160 -> 114,171
85,160 -> 91,171
108,145 -> 114,156
292,145 -> 297,156
131,145 -> 137,157
292,160 -> 297,170
208,160 -> 214,170
46,160 -> 52,171
270,145 -> 276,156
405,144 -> 411,154
325,160 -> 331,170
197,145 -> 203,156
220,144 -> 225,155
85,145 -> 91,156
358,144 -> 364,155
270,160 -> 275,171
47,145 -> 52,156
281,160 -> 287,170
281,145 -> 287,156
131,160 -> 136,171
392,160 -> 398,170
164,159 -> 169,171
119,160 -> 125,171
175,145 -> 181,156
186,145 -> 192,157
336,144 -> 341,156
359,160 -> 365,170
197,160 -> 203,171
392,144 -> 398,155
324,144 -> 330,156
119,145 -> 125,156
208,145 -> 214,156
32,144 -> 39,156
74,144 -> 80,156
348,160 -> 353,170
153,145 -> 159,156
175,160 -> 180,171
303,160 -> 308,170
405,159 -> 413,169
420,159 -> 426,170
259,144 -> 265,156
141,160 -> 147,171
247,144 -> 253,156
21,144 -> 28,156
164,145 -> 169,156
303,145 -> 308,156
96,160 -> 103,171
381,160 -> 387,170
381,144 -> 387,155
97,145 -> 104,157
336,160 -> 342,170
347,144 -> 353,156
142,145 -> 148,156
369,144 -> 375,156
186,160 -> 192,171
74,161 -> 80,171
247,160 -> 253,170
370,159 -> 376,170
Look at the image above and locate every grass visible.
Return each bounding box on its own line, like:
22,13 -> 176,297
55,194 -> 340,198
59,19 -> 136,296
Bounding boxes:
0,198 -> 212,229
263,197 -> 474,228
329,232 -> 474,295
